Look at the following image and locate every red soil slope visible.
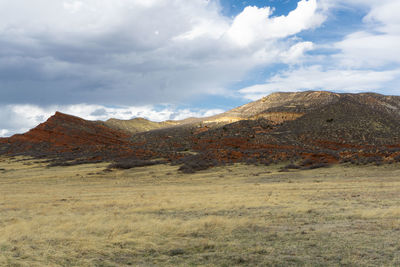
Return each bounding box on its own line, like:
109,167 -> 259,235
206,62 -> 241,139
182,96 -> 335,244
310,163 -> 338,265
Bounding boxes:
0,112 -> 135,158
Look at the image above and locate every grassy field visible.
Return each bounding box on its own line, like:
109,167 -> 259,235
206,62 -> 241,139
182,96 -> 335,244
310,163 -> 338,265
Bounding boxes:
1,157 -> 400,266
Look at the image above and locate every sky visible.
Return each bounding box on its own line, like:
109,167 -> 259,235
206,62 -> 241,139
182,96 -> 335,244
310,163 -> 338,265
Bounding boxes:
0,0 -> 399,137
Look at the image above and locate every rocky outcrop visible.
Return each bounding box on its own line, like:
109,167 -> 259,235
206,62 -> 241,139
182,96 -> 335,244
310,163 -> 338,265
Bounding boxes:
0,112 -> 134,158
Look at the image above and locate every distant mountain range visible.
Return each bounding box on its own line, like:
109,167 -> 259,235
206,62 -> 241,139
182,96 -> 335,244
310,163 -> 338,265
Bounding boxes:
2,91 -> 400,171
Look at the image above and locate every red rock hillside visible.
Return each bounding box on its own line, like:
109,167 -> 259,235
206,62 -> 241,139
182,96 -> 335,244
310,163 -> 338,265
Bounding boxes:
0,112 -> 137,159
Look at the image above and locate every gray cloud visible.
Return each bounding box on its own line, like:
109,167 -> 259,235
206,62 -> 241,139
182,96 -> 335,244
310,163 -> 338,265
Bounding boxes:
0,0 -> 323,106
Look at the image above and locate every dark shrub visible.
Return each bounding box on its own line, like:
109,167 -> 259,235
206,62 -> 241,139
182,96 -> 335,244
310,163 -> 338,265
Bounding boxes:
301,163 -> 330,170
177,154 -> 218,173
300,158 -> 313,167
178,159 -> 214,173
284,163 -> 301,169
109,159 -> 165,170
47,161 -> 75,167
47,158 -> 103,167
168,249 -> 185,256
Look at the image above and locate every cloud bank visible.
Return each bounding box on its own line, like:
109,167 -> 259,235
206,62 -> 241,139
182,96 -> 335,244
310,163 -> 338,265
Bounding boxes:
0,0 -> 323,106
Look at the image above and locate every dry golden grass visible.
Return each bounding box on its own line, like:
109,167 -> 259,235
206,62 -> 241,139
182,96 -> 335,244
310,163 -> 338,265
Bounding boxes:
1,156 -> 400,266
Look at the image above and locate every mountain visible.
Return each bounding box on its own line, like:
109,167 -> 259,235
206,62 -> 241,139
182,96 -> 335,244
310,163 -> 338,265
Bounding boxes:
1,91 -> 400,170
128,91 -> 400,170
203,91 -> 340,124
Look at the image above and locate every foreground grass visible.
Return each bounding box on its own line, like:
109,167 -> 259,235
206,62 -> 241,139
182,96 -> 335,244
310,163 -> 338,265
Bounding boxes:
0,157 -> 400,266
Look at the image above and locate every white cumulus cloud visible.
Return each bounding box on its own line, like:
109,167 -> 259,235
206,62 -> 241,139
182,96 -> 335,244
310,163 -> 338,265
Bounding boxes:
227,0 -> 324,47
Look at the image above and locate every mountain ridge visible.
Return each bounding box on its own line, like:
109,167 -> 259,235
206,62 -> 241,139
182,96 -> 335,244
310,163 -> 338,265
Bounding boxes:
1,91 -> 400,171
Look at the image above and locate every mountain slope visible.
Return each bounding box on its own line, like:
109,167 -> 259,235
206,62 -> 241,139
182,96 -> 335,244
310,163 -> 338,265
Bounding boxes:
279,94 -> 400,145
204,91 -> 341,124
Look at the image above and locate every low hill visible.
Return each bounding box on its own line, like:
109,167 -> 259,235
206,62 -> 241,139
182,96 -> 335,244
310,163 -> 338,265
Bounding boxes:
105,117 -> 180,133
0,112 -> 147,161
